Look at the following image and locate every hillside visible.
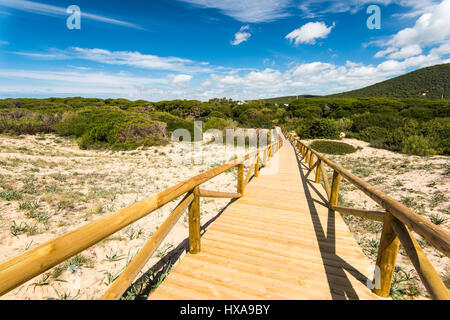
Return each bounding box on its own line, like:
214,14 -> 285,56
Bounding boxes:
329,63 -> 450,99
259,63 -> 450,103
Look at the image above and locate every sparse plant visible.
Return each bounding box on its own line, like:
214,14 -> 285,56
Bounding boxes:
394,180 -> 404,187
429,192 -> 446,209
401,196 -> 417,209
66,254 -> 90,273
103,270 -> 121,286
105,249 -> 125,263
429,214 -> 447,225
125,226 -> 143,240
10,221 -> 37,236
0,189 -> 23,201
45,288 -> 80,300
390,266 -> 421,300
29,273 -> 50,292
156,243 -> 174,258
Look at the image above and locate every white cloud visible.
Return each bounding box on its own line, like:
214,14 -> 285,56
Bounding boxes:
391,0 -> 450,47
168,74 -> 192,88
0,0 -> 142,29
2,53 -> 448,100
71,47 -> 214,73
430,43 -> 450,55
375,0 -> 450,59
14,47 -> 214,73
286,22 -> 334,45
0,40 -> 8,45
387,44 -> 422,59
374,47 -> 396,58
177,0 -> 292,23
231,25 -> 251,46
298,0 -> 440,18
12,51 -> 69,60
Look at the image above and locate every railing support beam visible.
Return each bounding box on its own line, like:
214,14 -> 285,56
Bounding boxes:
188,186 -> 201,254
237,163 -> 245,196
329,170 -> 342,207
373,212 -> 399,297
255,154 -> 260,177
315,159 -> 322,184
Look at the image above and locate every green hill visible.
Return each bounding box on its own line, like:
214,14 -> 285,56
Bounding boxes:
260,63 -> 450,103
329,63 -> 450,100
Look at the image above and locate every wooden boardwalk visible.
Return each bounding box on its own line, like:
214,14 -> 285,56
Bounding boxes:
149,140 -> 380,300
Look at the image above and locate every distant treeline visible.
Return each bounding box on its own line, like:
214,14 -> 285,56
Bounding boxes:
0,96 -> 449,155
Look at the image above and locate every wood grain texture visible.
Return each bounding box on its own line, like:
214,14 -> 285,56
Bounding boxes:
149,139 -> 380,300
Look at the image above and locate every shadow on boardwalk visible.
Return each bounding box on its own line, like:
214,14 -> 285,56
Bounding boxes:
289,138 -> 371,300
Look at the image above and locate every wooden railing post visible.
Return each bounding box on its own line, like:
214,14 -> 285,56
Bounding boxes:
390,218 -> 450,300
188,186 -> 201,254
309,153 -> 315,170
305,149 -> 310,164
237,163 -> 245,195
329,170 -> 341,207
315,159 -> 322,183
373,212 -> 400,297
255,154 -> 260,177
262,150 -> 267,168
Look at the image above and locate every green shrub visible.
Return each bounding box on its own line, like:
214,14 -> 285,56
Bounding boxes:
401,135 -> 436,156
357,126 -> 389,143
204,117 -> 237,131
296,119 -> 340,139
310,140 -> 358,155
335,117 -> 353,132
351,112 -> 404,132
54,107 -> 168,150
238,108 -> 272,128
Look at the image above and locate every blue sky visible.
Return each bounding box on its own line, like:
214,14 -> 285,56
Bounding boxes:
0,0 -> 449,101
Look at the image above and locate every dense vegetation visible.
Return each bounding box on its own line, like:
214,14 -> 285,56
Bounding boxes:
287,97 -> 450,156
1,63 -> 449,156
1,95 -> 449,155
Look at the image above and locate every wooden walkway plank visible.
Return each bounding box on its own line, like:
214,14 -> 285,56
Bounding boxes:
149,138 -> 380,300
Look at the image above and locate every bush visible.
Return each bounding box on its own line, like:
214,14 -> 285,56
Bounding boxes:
310,140 -> 358,155
296,118 -> 340,139
54,107 -> 168,150
335,117 -> 353,132
238,108 -> 272,128
351,112 -> 404,132
204,117 -> 237,131
357,126 -> 389,143
401,135 -> 436,156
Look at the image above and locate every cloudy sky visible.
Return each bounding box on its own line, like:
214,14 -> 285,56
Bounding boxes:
0,0 -> 449,101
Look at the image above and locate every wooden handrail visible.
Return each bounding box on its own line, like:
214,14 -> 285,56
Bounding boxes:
391,218 -> 450,300
282,128 -> 450,257
101,192 -> 194,300
0,133 -> 281,298
282,127 -> 450,300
